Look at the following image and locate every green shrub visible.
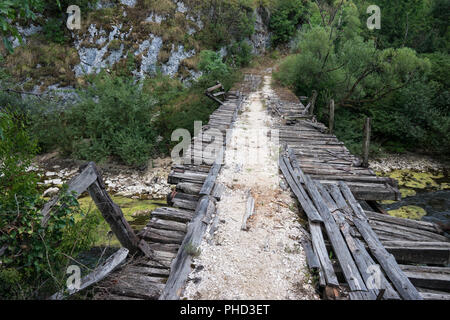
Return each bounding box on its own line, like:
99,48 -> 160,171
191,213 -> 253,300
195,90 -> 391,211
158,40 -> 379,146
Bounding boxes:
29,73 -> 160,166
42,18 -> 67,44
0,110 -> 97,299
228,41 -> 253,68
269,0 -> 306,46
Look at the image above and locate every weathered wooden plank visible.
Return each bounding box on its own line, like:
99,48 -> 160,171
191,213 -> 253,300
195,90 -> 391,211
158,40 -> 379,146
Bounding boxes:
148,218 -> 187,233
88,179 -> 140,253
338,182 -> 423,300
150,207 -> 194,223
301,176 -> 366,292
107,274 -> 164,300
369,220 -> 448,242
199,151 -> 223,196
160,196 -> 215,300
399,265 -> 450,291
176,182 -> 202,195
241,191 -> 255,231
325,184 -> 400,300
301,238 -> 321,272
41,163 -> 98,228
383,244 -> 450,266
279,155 -> 323,223
50,248 -> 129,300
211,182 -> 225,201
309,221 -> 339,287
366,211 -> 442,234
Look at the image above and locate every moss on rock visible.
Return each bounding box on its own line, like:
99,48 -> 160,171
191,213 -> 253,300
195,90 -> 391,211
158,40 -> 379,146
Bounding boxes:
388,205 -> 427,220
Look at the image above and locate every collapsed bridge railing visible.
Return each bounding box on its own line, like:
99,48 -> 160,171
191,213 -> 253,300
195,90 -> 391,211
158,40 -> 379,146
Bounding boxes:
26,162 -> 156,299
279,145 -> 426,300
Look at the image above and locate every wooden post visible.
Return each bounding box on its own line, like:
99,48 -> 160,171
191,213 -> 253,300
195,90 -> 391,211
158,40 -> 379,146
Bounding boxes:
309,90 -> 318,115
328,99 -> 335,134
85,163 -> 140,254
362,117 -> 371,168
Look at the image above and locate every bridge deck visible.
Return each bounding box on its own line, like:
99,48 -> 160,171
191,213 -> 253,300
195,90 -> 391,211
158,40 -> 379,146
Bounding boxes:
93,73 -> 447,300
266,92 -> 401,201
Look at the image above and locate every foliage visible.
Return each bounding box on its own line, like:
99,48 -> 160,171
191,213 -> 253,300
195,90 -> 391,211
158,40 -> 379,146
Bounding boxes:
0,110 -> 97,299
193,0 -> 256,50
274,1 -> 448,156
227,40 -> 253,68
42,18 -> 67,44
29,73 -> 160,166
0,0 -> 45,53
355,0 -> 449,54
269,0 -> 306,46
196,49 -> 238,89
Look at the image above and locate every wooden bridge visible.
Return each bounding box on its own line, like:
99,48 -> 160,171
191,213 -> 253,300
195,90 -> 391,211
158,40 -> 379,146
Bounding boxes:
43,73 -> 449,300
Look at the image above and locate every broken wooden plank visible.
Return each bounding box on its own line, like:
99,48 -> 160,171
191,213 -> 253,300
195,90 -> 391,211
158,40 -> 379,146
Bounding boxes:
49,248 -> 129,300
300,175 -> 366,292
199,153 -> 223,196
399,265 -> 450,291
309,221 -> 339,287
88,179 -> 140,254
338,182 -> 423,300
279,155 -> 323,223
301,238 -> 321,272
41,162 -> 98,228
241,190 -> 255,231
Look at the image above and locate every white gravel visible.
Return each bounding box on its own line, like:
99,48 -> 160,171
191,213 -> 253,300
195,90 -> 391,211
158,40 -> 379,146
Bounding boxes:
182,75 -> 319,300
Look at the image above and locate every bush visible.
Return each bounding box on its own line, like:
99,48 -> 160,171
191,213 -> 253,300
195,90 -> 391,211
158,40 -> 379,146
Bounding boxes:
42,18 -> 67,44
29,73 -> 160,166
269,0 -> 306,46
228,41 -> 253,68
196,50 -> 234,89
0,110 -> 97,299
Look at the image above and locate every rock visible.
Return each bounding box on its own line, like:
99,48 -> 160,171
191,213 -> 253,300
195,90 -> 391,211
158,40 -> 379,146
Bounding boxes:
131,210 -> 151,218
44,178 -> 63,185
45,171 -> 57,177
43,187 -> 59,197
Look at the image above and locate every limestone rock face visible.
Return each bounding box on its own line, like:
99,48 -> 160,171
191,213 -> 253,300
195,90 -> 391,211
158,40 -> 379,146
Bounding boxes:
8,0 -> 273,93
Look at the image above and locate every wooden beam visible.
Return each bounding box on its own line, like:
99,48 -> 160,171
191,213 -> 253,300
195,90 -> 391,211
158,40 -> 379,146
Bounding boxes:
309,221 -> 339,287
278,155 -> 323,223
241,190 -> 255,231
301,175 -> 367,292
40,163 -> 98,228
159,196 -> 215,300
329,99 -> 335,134
362,117 -> 371,168
49,248 -> 129,300
338,182 -> 423,300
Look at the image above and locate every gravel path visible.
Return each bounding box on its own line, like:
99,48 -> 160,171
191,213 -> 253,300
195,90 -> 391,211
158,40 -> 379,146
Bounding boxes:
182,75 -> 319,300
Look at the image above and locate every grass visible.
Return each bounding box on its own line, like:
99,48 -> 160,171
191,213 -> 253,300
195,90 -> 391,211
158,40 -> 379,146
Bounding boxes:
76,196 -> 166,247
3,37 -> 79,90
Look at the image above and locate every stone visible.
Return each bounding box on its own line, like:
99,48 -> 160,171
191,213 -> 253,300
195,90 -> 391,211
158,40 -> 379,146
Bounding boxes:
43,187 -> 59,197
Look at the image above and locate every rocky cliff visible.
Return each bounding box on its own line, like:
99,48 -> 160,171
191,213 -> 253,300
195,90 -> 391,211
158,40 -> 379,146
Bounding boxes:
3,0 -> 271,94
